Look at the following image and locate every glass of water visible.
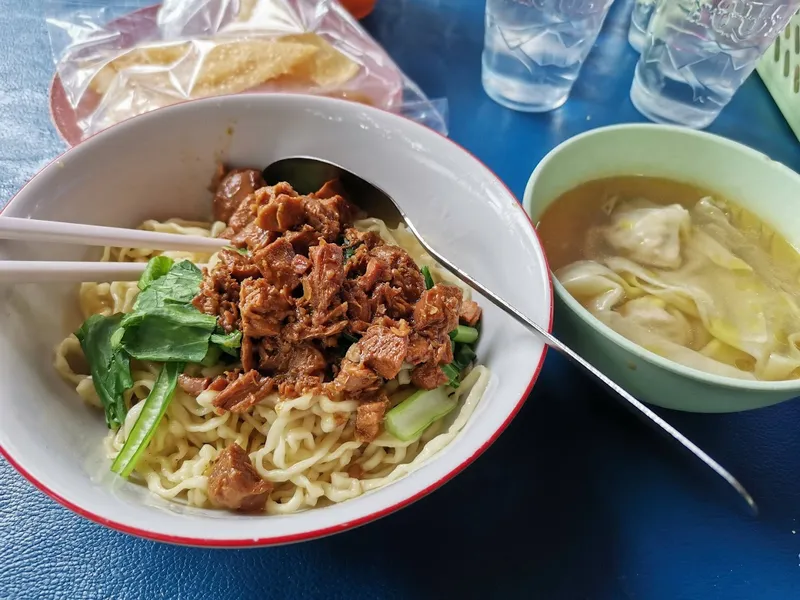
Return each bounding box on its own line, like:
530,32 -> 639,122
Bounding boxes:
482,0 -> 617,112
628,0 -> 658,52
630,0 -> 800,129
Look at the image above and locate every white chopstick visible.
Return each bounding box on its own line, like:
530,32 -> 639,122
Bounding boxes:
0,217 -> 228,252
0,261 -> 208,283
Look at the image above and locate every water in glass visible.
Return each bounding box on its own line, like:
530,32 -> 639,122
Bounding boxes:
482,0 -> 616,112
630,0 -> 800,128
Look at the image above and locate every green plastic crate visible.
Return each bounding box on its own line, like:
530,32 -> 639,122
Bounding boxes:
757,13 -> 800,143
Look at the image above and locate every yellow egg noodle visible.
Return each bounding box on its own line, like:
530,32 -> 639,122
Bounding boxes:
55,218 -> 490,514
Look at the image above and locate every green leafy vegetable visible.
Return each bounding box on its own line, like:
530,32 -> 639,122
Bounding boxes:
200,345 -> 223,367
453,344 -> 477,370
111,361 -> 184,478
343,246 -> 357,261
137,256 -> 174,291
226,245 -> 249,256
121,305 -> 217,362
210,328 -> 243,357
421,266 -> 434,290
75,314 -> 134,430
134,260 -> 204,312
385,386 -> 457,441
441,363 -> 461,388
449,325 -> 479,344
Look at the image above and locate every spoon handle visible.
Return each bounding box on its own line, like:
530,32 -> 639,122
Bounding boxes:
408,222 -> 757,515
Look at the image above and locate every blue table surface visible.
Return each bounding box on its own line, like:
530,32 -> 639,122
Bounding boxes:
2,1 -> 800,598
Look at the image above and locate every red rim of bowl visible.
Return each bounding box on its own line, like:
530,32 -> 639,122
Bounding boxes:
0,94 -> 554,547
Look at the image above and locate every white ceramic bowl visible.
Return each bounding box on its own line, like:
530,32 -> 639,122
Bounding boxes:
0,94 -> 552,546
523,124 -> 800,413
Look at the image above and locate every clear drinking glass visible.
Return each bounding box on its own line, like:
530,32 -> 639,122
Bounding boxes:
482,0 -> 617,112
630,0 -> 800,128
628,0 -> 658,52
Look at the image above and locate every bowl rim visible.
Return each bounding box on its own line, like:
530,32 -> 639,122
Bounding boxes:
0,93 -> 554,547
523,122 -> 800,393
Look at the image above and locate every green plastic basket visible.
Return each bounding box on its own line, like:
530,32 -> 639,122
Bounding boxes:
757,13 -> 800,143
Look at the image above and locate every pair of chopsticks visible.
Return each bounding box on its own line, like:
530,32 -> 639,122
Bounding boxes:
0,217 -> 226,283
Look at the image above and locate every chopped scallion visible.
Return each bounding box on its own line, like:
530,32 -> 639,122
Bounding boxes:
449,325 -> 479,344
384,386 -> 457,441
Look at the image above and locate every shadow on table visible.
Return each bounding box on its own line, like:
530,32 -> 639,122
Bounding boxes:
317,354 -> 624,599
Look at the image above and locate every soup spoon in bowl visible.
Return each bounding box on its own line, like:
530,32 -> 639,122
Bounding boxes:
263,156 -> 758,516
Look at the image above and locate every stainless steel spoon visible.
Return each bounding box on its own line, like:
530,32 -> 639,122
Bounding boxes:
263,156 -> 758,515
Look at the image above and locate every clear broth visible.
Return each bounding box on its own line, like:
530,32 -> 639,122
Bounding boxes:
536,175 -> 715,271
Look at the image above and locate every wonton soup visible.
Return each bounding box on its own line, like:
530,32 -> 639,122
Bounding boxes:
537,176 -> 800,381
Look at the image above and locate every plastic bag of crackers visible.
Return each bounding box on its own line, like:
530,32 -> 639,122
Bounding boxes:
46,0 -> 447,143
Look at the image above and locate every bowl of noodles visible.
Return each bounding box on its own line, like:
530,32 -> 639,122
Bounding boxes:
0,94 -> 552,546
525,124 -> 800,413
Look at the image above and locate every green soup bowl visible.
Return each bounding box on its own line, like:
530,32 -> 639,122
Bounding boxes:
523,124 -> 800,413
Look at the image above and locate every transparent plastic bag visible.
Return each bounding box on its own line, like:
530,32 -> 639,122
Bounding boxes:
45,0 -> 447,142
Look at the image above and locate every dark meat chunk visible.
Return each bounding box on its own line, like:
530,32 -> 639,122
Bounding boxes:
372,283 -> 415,320
411,362 -> 449,390
344,243 -> 370,278
358,321 -> 410,379
285,225 -> 321,255
434,337 -> 454,365
256,193 -> 306,232
216,247 -> 260,280
277,343 -> 327,397
257,339 -> 324,376
369,245 -> 425,302
292,254 -> 310,277
223,193 -> 257,235
306,241 -> 345,314
178,375 -> 211,396
257,337 -> 284,373
326,319 -> 411,398
239,278 -> 292,338
208,370 -> 241,392
413,284 -> 463,336
459,300 -> 482,326
212,370 -> 273,413
287,344 -> 326,377
252,238 -> 300,291
213,169 -> 265,223
255,338 -> 326,398
342,281 -> 372,334
312,179 -> 345,200
355,397 -> 390,443
283,311 -> 349,344
207,444 -> 272,511
192,262 -> 241,333
221,183 -> 296,240
304,197 -> 343,243
344,228 -> 383,250
406,333 -> 435,365
241,335 -> 256,372
359,257 -> 391,292
328,352 -> 382,397
229,221 -> 277,252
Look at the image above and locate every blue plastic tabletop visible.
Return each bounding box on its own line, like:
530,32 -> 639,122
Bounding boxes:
2,1 -> 800,598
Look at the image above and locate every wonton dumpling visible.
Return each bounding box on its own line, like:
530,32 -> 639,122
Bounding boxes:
617,296 -> 693,346
556,260 -> 628,312
603,200 -> 691,269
